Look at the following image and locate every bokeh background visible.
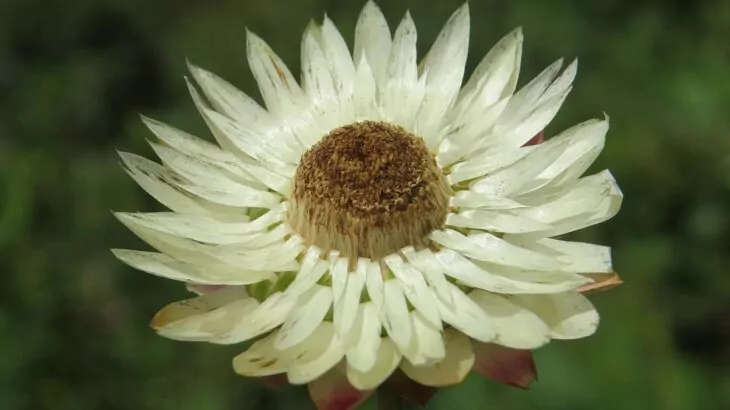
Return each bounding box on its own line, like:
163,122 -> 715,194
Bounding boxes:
2,0 -> 730,409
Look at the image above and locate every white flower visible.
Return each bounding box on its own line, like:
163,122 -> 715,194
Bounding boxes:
113,2 -> 622,408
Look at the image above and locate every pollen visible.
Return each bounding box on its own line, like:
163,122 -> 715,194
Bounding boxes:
288,121 -> 452,261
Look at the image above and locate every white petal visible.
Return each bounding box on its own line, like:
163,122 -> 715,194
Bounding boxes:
469,133 -> 572,196
446,142 -> 531,185
212,235 -> 304,272
456,28 -> 522,111
287,322 -> 346,384
436,97 -> 510,167
346,302 -> 382,372
233,333 -> 292,376
119,152 -> 213,214
187,63 -> 306,154
449,191 -> 527,210
112,249 -> 273,285
301,21 -> 340,129
381,280 -> 412,353
435,282 -> 496,342
470,290 -> 550,349
430,229 -> 560,271
246,30 -> 307,119
330,257 -> 349,313
435,249 -> 588,294
404,311 -> 446,366
400,328 -> 474,387
446,209 -> 551,234
213,291 -> 296,344
509,170 -> 623,238
274,285 -> 333,350
383,254 -> 441,330
381,12 -> 420,129
401,247 -> 453,305
513,292 -> 599,339
354,1 -> 391,86
335,259 -> 368,339
471,261 -> 591,289
347,338 -> 401,390
285,247 -> 330,298
113,205 -> 282,244
511,238 -> 613,273
417,4 -> 470,149
365,260 -> 385,311
523,118 -> 608,193
198,105 -> 299,169
154,291 -> 259,342
353,57 -> 379,120
498,59 -> 564,125
141,116 -> 233,163
319,16 -> 356,108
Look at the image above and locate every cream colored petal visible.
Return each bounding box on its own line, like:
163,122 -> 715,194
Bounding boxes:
469,290 -> 550,349
435,249 -> 587,294
510,237 -> 613,273
118,152 -> 219,214
354,1 -> 391,86
384,254 -> 441,330
274,285 -> 332,350
513,292 -> 599,339
430,229 -> 560,271
152,289 -> 258,342
435,282 -> 496,343
400,329 -> 474,387
284,247 -> 330,298
246,30 -> 307,119
113,206 -> 281,245
417,4 -> 470,149
335,260 -> 368,338
232,333 -> 292,376
364,260 -> 385,311
287,322 -> 346,384
456,28 -> 522,113
345,302 -> 382,372
401,247 -> 452,305
381,280 -> 412,352
403,311 -> 446,366
347,338 -> 401,390
112,249 -> 273,285
212,291 -> 296,344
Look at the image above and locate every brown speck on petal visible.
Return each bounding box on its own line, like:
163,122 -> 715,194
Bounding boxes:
308,364 -> 373,410
472,343 -> 537,389
578,272 -> 623,295
262,374 -> 290,388
384,370 -> 437,406
523,131 -> 545,146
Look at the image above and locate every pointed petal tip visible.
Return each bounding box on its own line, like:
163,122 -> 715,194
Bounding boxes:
578,272 -> 623,295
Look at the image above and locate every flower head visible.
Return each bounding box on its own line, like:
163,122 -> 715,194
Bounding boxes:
114,2 -> 622,408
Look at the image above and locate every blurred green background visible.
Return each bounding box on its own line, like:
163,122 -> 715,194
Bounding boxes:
2,0 -> 730,409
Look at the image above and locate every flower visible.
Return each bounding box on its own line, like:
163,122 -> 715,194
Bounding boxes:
113,1 -> 623,408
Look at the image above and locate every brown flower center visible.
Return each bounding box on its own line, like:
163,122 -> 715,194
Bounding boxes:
288,121 -> 452,261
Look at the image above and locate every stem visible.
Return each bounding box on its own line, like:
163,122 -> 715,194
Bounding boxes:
377,388 -> 405,410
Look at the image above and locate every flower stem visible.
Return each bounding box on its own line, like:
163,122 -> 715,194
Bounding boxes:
377,389 -> 405,410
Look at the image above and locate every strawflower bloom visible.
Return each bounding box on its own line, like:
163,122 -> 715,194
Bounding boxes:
113,2 -> 623,408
